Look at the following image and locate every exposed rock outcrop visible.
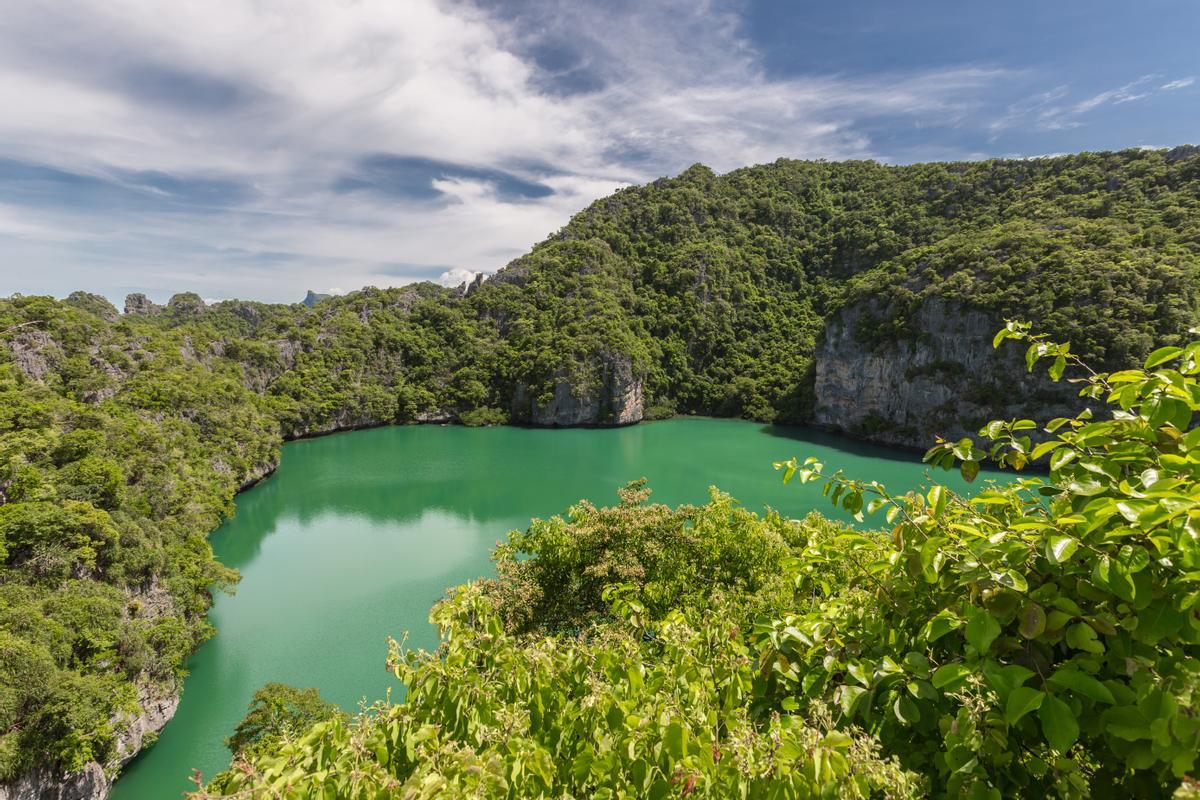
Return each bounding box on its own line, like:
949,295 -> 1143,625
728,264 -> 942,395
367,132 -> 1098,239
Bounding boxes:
8,331 -> 60,382
285,407 -> 385,440
0,764 -> 108,800
813,299 -> 1082,449
167,293 -> 207,317
122,294 -> 161,316
512,352 -> 644,427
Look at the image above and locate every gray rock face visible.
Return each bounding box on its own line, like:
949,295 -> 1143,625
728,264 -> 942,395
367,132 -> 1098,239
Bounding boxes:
813,299 -> 1082,449
513,352 -> 644,427
8,331 -> 60,382
0,763 -> 108,800
286,407 -> 383,439
122,294 -> 161,316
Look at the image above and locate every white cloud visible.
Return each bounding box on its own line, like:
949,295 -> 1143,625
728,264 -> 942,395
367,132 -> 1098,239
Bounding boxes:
438,268 -> 481,288
1162,77 -> 1195,91
0,0 -> 1016,301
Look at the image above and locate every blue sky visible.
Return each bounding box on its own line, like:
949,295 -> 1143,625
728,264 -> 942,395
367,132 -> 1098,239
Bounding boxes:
0,0 -> 1196,304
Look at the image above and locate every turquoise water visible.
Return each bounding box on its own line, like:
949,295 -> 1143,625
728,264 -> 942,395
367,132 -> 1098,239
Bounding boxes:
111,418 -> 998,798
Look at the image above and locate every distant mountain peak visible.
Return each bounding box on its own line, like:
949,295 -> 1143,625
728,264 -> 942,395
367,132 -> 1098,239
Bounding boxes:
302,290 -> 331,307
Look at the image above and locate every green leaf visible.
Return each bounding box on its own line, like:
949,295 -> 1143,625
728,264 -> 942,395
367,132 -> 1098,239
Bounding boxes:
1038,695 -> 1080,752
893,694 -> 921,726
964,605 -> 1001,653
665,721 -> 685,759
1048,355 -> 1067,382
1065,623 -> 1104,654
1144,346 -> 1183,370
923,610 -> 962,643
993,569 -> 1028,592
960,459 -> 980,483
931,662 -> 970,690
1049,448 -> 1077,471
983,663 -> 1034,698
1103,705 -> 1150,741
838,684 -> 867,717
1046,534 -> 1079,565
1018,603 -> 1046,639
1006,687 -> 1045,724
1046,668 -> 1115,704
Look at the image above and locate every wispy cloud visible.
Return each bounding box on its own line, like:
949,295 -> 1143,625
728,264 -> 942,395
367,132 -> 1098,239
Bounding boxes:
991,73 -> 1193,136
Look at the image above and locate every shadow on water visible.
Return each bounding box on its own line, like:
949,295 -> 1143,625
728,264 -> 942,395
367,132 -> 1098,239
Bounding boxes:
759,422 -> 930,465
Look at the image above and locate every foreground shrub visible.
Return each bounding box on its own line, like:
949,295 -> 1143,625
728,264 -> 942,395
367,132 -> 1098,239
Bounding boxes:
199,506 -> 919,799
770,323 -> 1199,796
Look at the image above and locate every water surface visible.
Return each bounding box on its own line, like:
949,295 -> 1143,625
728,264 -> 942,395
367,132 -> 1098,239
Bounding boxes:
112,418 -> 998,798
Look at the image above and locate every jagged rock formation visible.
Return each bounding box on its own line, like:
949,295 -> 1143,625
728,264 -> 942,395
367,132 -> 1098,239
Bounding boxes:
813,299 -> 1082,449
8,330 -> 60,382
167,293 -> 207,317
512,353 -> 644,427
122,293 -> 161,316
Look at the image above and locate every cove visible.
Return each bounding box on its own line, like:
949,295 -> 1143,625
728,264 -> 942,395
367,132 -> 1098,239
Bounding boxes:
111,417 -> 999,798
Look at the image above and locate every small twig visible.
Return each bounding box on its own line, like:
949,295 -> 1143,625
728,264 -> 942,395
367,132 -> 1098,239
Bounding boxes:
1,321 -> 40,335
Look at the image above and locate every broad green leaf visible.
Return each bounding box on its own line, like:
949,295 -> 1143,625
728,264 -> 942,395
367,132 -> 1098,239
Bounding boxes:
1049,355 -> 1067,382
964,605 -> 1001,653
1144,346 -> 1183,370
1046,668 -> 1115,704
665,721 -> 685,759
960,459 -> 980,483
1065,623 -> 1104,654
993,569 -> 1028,592
1103,705 -> 1150,741
893,694 -> 921,726
931,662 -> 970,690
923,610 -> 962,643
1006,687 -> 1045,724
1046,534 -> 1079,565
1018,603 -> 1046,639
1038,695 -> 1080,752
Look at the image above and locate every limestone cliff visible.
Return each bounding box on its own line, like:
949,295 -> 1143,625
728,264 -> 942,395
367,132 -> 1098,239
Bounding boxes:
122,293 -> 161,316
512,352 -> 644,427
813,299 -> 1083,449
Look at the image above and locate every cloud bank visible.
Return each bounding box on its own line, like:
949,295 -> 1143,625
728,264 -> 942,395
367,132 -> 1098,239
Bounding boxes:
0,0 -> 1192,301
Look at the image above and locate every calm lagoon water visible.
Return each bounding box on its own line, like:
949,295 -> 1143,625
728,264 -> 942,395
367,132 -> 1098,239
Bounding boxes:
112,418 -> 999,798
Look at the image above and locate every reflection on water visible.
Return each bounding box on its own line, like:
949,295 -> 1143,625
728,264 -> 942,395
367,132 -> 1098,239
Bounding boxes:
112,418 -> 1001,799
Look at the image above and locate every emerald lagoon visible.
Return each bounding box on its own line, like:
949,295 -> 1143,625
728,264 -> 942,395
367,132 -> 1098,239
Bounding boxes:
112,418 -> 998,798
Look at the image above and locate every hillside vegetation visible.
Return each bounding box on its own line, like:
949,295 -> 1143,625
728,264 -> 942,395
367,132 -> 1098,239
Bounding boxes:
0,146 -> 1198,791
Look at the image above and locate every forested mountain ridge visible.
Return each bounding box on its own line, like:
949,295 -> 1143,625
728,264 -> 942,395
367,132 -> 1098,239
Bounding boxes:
1,145 -> 1198,797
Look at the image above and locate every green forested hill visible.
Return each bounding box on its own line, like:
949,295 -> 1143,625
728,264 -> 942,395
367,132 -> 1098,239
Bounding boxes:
1,146 -> 1198,794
